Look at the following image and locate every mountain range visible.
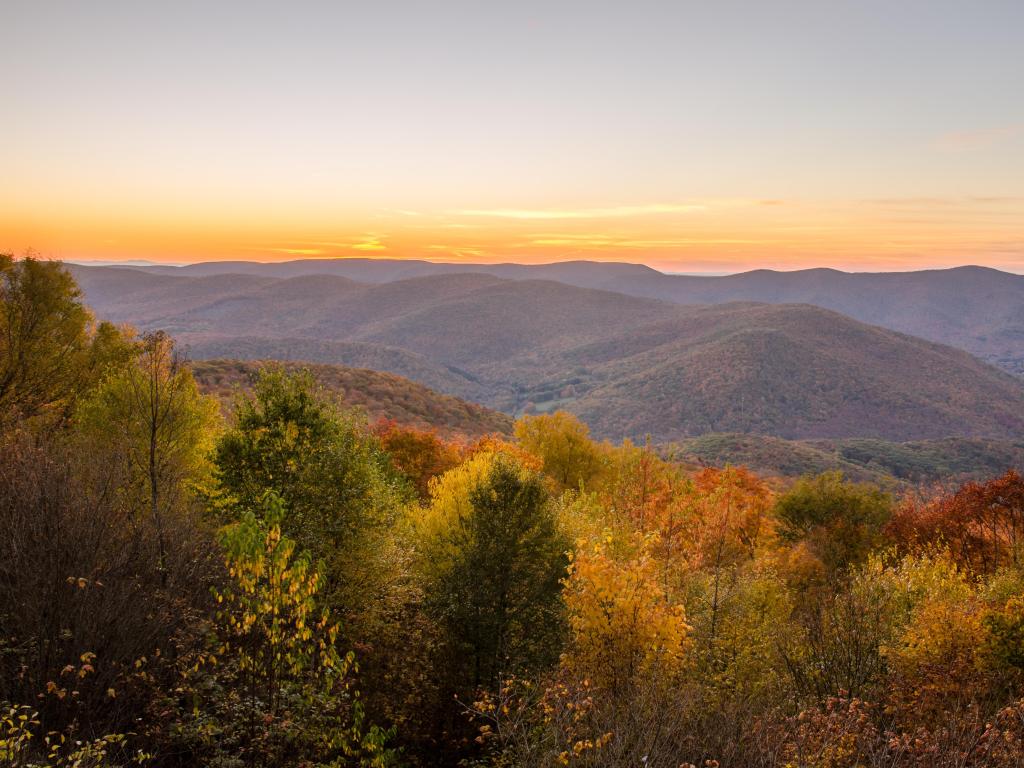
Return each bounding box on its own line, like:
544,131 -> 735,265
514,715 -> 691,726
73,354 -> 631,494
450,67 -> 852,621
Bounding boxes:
125,258 -> 1024,375
69,261 -> 1024,443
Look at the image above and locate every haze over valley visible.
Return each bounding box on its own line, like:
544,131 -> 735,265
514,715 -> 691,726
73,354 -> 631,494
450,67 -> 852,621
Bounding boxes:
73,259 -> 1024,445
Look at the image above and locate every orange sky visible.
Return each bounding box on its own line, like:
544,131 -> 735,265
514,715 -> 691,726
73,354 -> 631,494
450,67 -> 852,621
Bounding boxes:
6,195 -> 1023,273
4,2 -> 1023,273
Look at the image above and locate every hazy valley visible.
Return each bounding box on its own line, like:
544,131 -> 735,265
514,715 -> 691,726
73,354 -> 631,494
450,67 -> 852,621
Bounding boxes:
73,260 -> 1024,446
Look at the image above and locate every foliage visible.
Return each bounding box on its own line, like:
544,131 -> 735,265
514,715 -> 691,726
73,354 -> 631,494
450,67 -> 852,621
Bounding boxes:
514,412 -> 604,491
77,332 -> 219,581
563,533 -> 690,695
176,494 -> 398,767
0,702 -> 148,768
888,470 -> 1024,576
418,453 -> 569,694
0,254 -> 133,428
373,420 -> 464,500
212,368 -> 406,614
775,472 -> 893,578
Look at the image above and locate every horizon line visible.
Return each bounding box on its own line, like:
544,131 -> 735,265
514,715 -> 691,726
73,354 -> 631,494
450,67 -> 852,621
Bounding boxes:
56,255 -> 1024,278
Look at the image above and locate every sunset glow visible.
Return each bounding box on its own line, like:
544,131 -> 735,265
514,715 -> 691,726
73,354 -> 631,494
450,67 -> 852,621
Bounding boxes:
4,1 -> 1023,272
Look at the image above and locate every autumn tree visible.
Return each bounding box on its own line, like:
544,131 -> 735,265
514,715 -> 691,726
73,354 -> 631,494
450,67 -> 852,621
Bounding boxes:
418,452 -> 569,693
888,470 -> 1024,576
0,253 -> 133,428
563,533 -> 690,695
514,411 -> 603,491
774,471 -> 892,578
373,419 -> 463,500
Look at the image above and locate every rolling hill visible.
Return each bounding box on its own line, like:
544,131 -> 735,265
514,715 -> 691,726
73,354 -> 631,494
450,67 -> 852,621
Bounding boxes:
72,264 -> 1024,443
538,303 -> 1024,441
114,258 -> 1024,374
671,433 -> 1024,486
191,359 -> 512,438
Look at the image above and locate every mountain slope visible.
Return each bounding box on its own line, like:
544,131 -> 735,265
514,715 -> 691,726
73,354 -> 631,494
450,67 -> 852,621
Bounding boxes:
671,433 -> 1024,485
121,259 -> 1024,374
512,303 -> 1024,441
606,265 -> 1024,373
192,359 -> 512,437
73,264 -> 1024,442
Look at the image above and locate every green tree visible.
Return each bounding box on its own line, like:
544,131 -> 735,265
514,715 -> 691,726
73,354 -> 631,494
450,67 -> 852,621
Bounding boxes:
0,253 -> 133,427
198,492 -> 397,767
775,472 -> 893,578
212,367 -> 406,619
421,453 -> 569,692
77,331 -> 219,583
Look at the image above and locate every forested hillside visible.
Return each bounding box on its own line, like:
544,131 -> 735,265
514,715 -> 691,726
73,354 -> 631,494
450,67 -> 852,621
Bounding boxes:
71,263 -> 1024,441
6,254 -> 1024,768
672,433 -> 1024,485
192,359 -> 512,437
106,259 -> 1024,375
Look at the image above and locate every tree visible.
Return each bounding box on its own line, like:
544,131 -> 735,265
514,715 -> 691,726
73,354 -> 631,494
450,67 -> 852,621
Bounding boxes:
774,472 -> 892,578
888,470 -> 1024,576
562,532 -> 690,695
213,367 -> 404,571
373,419 -> 463,501
514,412 -> 603,491
78,331 -> 219,584
419,453 -> 569,692
180,492 -> 397,768
0,254 -> 133,428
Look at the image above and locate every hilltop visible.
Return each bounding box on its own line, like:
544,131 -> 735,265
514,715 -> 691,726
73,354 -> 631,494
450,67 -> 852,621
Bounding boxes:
191,359 -> 512,438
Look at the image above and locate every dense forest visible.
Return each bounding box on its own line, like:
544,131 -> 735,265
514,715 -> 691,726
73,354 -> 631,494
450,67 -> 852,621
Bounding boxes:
4,254 -> 1024,768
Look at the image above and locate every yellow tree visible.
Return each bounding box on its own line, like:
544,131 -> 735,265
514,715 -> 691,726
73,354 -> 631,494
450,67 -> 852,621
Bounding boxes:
214,492 -> 396,767
514,412 -> 603,491
562,532 -> 690,695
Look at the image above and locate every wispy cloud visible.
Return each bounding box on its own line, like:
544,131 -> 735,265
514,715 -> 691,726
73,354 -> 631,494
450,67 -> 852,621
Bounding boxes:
933,124 -> 1024,151
264,247 -> 325,255
450,203 -> 706,220
521,235 -> 765,249
352,234 -> 387,251
426,245 -> 487,257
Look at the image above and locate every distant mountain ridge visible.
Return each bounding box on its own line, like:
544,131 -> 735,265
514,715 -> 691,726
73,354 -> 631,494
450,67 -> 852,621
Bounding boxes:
118,258 -> 1024,374
70,263 -> 1024,443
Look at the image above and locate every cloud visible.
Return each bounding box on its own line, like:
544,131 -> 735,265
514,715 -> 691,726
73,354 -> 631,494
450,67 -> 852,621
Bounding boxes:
933,124 -> 1024,151
450,203 -> 706,220
426,245 -> 486,257
264,247 -> 325,255
352,234 -> 387,251
522,235 -> 765,249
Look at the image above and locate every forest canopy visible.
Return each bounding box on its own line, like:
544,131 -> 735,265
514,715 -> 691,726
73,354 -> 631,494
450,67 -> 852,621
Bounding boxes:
2,256 -> 1024,768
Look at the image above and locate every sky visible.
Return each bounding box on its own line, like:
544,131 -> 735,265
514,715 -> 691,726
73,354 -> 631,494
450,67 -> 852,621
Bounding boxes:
3,0 -> 1023,273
